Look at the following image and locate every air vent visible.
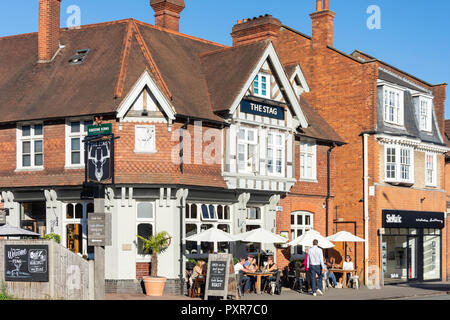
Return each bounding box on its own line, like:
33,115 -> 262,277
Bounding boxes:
69,48 -> 91,65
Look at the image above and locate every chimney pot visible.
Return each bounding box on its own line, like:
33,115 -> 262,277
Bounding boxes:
231,14 -> 282,47
38,0 -> 62,63
316,0 -> 323,11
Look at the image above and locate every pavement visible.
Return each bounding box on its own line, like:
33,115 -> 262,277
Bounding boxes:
106,281 -> 450,301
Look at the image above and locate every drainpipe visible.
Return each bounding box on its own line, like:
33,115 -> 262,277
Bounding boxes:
363,134 -> 369,286
326,143 -> 336,237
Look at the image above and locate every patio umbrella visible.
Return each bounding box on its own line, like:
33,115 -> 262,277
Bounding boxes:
288,229 -> 335,249
0,224 -> 41,238
185,227 -> 237,254
234,228 -> 288,268
327,231 -> 366,266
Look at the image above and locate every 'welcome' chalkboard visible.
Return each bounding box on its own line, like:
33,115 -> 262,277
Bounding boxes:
4,245 -> 49,282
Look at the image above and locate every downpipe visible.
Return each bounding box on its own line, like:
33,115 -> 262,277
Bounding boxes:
363,134 -> 369,286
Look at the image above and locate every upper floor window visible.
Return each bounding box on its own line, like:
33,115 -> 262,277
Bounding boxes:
425,153 -> 437,187
238,127 -> 258,174
17,123 -> 44,169
418,97 -> 432,132
267,132 -> 285,176
385,145 -> 414,183
246,207 -> 261,221
300,140 -> 316,181
66,120 -> 93,167
383,86 -> 404,126
253,73 -> 270,98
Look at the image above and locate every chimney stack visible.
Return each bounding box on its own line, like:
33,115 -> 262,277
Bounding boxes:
150,0 -> 185,32
231,14 -> 281,47
310,0 -> 335,47
38,0 -> 61,63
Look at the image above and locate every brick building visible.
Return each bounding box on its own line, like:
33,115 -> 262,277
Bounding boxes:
230,0 -> 448,283
0,0 -> 344,294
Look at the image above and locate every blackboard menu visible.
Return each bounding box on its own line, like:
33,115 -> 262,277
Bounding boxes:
208,261 -> 227,291
4,245 -> 49,282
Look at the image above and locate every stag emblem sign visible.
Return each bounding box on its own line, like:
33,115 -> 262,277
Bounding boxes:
87,139 -> 111,183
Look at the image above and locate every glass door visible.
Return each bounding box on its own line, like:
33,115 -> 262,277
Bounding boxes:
407,236 -> 418,281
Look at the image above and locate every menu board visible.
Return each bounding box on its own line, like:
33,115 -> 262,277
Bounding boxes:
207,261 -> 227,291
4,245 -> 49,282
204,254 -> 237,300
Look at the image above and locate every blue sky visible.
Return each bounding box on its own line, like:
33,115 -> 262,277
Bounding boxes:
1,0 -> 449,117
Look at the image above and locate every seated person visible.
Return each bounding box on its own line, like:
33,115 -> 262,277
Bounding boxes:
324,258 -> 338,288
343,255 -> 354,284
241,254 -> 257,293
262,256 -> 278,290
189,260 -> 205,287
234,257 -> 246,275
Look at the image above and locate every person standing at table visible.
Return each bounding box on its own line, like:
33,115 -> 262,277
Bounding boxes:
307,239 -> 326,296
343,255 -> 354,285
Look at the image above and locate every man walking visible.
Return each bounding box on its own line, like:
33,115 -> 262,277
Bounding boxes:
307,239 -> 326,296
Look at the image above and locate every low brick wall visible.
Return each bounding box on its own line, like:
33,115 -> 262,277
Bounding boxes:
105,278 -> 186,296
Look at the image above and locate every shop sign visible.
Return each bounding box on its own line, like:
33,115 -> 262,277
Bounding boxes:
0,208 -> 7,225
87,123 -> 112,136
86,136 -> 113,184
88,212 -> 111,247
4,245 -> 49,282
382,210 -> 445,229
240,99 -> 285,120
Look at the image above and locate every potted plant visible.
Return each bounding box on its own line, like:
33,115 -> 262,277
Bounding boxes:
137,231 -> 172,296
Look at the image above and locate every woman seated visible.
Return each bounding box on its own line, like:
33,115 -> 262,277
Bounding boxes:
189,260 -> 206,288
343,255 -> 354,284
262,256 -> 278,292
324,258 -> 338,288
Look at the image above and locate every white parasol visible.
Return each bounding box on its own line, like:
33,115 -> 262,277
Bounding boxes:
288,229 -> 335,249
0,224 -> 41,238
186,227 -> 237,253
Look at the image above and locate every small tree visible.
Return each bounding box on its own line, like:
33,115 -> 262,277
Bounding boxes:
137,231 -> 171,277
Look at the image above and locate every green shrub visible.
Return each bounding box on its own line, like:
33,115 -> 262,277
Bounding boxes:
0,279 -> 13,300
43,233 -> 61,244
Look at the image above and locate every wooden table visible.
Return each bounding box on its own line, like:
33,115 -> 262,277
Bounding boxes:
329,269 -> 355,288
244,272 -> 273,294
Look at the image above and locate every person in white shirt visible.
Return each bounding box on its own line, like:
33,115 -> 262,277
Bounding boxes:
343,255 -> 354,284
234,257 -> 246,274
307,240 -> 326,296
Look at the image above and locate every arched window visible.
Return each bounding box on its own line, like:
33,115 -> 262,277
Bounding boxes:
291,211 -> 314,255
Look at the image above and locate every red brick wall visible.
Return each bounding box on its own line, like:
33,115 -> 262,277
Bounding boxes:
136,262 -> 150,279
38,0 -> 61,62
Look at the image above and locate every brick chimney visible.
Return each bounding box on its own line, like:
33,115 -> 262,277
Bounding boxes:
38,0 -> 62,63
231,14 -> 282,47
310,0 -> 335,47
150,0 -> 185,32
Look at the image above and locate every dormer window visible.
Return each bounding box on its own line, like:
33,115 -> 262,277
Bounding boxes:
383,86 -> 404,126
253,73 -> 270,98
418,96 -> 432,132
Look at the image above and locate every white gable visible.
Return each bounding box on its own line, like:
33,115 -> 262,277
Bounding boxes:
289,64 -> 310,97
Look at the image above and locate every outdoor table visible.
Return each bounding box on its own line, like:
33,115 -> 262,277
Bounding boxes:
329,269 -> 355,288
244,271 -> 273,294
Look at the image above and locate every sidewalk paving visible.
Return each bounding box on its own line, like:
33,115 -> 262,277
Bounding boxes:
106,281 -> 450,301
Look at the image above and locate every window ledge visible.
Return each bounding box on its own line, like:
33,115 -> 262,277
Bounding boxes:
299,178 -> 318,183
65,165 -> 84,170
385,180 -> 414,187
134,150 -> 157,154
15,167 -> 44,173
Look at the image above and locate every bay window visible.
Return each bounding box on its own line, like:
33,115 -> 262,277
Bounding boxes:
17,123 -> 44,169
238,127 -> 258,173
385,145 -> 414,183
383,86 -> 404,126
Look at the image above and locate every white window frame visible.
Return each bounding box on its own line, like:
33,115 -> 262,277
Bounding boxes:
291,211 -> 314,256
425,152 -> 437,187
267,131 -> 285,177
136,202 -> 155,260
383,85 -> 404,126
16,123 -> 44,170
300,140 -> 317,181
65,119 -> 93,168
253,72 -> 271,99
384,145 -> 414,184
238,127 -> 259,174
418,96 -> 433,132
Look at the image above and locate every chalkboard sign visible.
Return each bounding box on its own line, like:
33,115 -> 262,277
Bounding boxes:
0,209 -> 7,225
4,245 -> 49,282
204,254 -> 238,300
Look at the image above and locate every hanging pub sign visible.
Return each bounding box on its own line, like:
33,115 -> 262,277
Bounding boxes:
4,245 -> 49,282
382,210 -> 445,229
240,99 -> 285,120
0,208 -> 7,225
85,135 -> 114,184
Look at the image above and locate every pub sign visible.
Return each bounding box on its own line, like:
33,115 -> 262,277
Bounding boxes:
86,136 -> 113,184
240,99 -> 285,121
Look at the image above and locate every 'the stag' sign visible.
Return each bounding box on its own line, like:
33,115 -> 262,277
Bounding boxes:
86,137 -> 113,183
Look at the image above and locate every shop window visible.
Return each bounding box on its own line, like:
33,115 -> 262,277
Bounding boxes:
20,202 -> 46,236
423,232 -> 440,280
137,223 -> 153,255
290,211 -> 313,255
66,224 -> 83,254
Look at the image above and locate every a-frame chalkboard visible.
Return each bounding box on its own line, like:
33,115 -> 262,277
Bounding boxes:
204,254 -> 238,300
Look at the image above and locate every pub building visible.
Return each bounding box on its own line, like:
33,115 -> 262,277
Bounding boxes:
0,0 -> 344,294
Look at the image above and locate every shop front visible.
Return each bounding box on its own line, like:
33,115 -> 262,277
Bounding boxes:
381,210 -> 445,284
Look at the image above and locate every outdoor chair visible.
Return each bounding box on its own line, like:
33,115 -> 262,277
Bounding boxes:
237,271 -> 246,297
263,269 -> 282,295
190,275 -> 205,298
291,268 -> 304,292
348,268 -> 361,289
